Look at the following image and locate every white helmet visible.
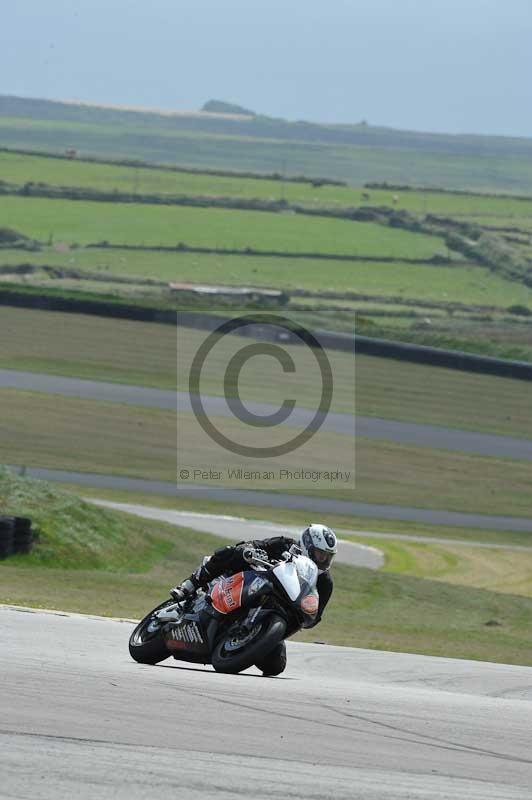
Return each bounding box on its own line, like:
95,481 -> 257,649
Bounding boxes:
299,524 -> 337,571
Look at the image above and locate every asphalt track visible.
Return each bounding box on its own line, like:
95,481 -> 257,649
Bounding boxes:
2,368 -> 531,460
2,606 -> 532,799
13,465 -> 532,533
88,500 -> 532,554
89,499 -> 385,569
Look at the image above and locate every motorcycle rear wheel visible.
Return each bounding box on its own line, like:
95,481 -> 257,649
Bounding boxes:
211,613 -> 287,674
129,600 -> 174,664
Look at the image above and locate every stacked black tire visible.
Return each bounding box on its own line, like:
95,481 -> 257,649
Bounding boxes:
0,516 -> 34,559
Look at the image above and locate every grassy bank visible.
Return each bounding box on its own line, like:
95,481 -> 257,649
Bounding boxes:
0,466 -> 178,571
1,470 -> 531,665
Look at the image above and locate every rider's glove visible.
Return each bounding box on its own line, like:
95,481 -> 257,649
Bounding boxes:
170,577 -> 197,602
242,547 -> 269,564
242,548 -> 255,563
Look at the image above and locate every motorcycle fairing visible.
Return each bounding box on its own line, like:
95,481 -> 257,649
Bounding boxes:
272,561 -> 301,600
210,570 -> 272,615
273,556 -> 319,628
162,602 -> 216,663
165,619 -> 205,651
211,572 -> 245,614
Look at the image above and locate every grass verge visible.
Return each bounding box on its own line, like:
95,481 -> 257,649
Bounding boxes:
1,307 -> 531,439
3,387 -> 532,516
346,535 -> 532,598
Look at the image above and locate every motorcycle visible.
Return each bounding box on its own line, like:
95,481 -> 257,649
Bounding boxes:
128,546 -> 320,675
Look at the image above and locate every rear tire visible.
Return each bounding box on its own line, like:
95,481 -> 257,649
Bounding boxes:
212,613 -> 286,675
129,600 -> 173,664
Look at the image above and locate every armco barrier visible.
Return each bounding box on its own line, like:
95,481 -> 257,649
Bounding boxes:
328,332 -> 532,381
176,311 -> 532,381
1,290 -> 531,381
0,289 -> 177,324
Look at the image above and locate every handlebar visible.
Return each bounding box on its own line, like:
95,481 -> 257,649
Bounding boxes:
242,547 -> 275,569
242,546 -> 296,570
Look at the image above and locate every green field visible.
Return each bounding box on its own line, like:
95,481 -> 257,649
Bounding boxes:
3,246 -> 532,311
0,195 -> 449,258
3,108 -> 532,193
2,147 -> 532,362
1,471 -> 532,665
4,149 -> 532,217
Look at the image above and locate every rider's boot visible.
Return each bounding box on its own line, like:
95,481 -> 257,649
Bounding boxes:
170,576 -> 198,602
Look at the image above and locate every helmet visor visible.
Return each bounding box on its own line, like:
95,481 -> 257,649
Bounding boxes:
313,547 -> 334,569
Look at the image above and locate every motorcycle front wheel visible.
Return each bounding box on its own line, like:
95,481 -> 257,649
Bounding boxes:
211,613 -> 287,674
129,599 -> 174,664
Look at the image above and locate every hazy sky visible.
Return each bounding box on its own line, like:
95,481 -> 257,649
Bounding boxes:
2,0 -> 531,137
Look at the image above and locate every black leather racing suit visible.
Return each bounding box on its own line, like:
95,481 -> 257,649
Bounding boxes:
189,536 -> 333,628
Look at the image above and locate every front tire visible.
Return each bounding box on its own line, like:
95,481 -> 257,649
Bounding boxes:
211,613 -> 286,674
129,600 -> 173,664
255,642 -> 287,676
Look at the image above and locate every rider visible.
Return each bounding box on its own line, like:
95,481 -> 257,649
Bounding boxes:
170,523 -> 337,675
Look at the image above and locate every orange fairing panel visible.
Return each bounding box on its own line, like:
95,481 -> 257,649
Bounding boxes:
211,573 -> 245,615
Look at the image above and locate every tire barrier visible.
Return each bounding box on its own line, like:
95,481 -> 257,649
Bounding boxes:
14,516 -> 34,554
0,516 -> 14,559
0,515 -> 34,559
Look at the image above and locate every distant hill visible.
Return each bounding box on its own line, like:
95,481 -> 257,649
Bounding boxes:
202,99 -> 255,117
3,94 -> 532,157
2,94 -> 532,192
